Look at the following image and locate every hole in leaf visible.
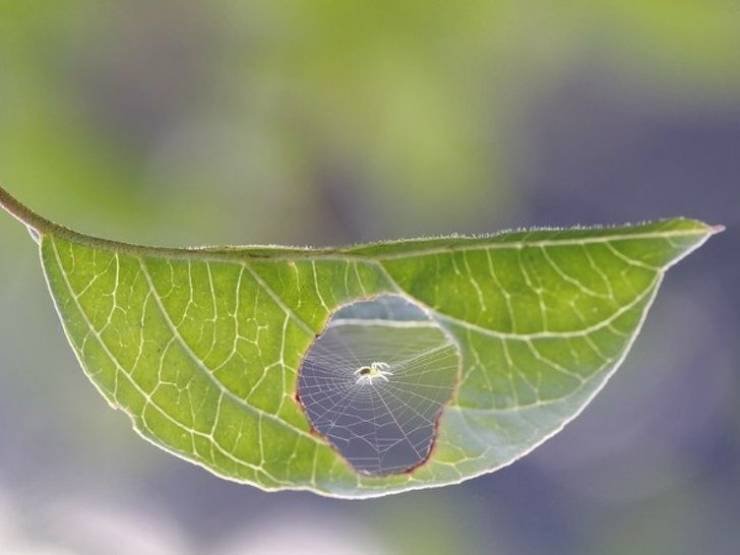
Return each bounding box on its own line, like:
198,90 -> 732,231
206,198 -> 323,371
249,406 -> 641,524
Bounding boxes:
297,295 -> 461,475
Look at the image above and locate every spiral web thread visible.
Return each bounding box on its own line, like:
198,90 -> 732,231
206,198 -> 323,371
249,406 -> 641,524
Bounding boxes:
298,296 -> 460,475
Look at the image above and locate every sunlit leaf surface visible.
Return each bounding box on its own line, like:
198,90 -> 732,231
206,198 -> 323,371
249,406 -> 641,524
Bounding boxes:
0,187 -> 720,498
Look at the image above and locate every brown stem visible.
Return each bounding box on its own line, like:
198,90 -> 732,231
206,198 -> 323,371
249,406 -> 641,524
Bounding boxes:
0,184 -> 57,235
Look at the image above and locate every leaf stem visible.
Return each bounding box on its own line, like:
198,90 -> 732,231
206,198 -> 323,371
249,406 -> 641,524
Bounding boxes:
0,183 -> 185,254
0,183 -> 724,262
0,184 -> 60,235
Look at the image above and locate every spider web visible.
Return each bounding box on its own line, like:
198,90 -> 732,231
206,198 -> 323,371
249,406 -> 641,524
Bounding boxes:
298,295 -> 460,475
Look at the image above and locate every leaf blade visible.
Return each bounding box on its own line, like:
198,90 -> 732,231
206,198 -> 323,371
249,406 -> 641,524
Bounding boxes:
0,188 -> 717,499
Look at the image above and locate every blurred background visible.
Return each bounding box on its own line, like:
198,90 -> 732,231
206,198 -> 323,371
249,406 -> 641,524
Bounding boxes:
0,2 -> 738,553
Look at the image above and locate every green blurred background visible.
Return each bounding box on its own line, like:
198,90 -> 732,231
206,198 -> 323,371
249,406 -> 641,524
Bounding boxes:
1,2 -> 739,553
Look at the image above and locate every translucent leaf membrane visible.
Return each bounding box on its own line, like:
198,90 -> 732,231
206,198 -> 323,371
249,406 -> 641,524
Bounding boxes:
0,185 -> 721,498
298,295 -> 460,475
30,218 -> 716,498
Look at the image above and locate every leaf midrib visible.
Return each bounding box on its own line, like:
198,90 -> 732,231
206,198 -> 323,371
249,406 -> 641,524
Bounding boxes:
33,212 -> 712,264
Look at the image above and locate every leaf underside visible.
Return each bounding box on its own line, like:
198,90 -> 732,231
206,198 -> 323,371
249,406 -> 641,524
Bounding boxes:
8,206 -> 718,498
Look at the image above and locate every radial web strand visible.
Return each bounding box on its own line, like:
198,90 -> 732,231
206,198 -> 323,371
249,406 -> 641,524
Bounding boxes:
298,295 -> 460,475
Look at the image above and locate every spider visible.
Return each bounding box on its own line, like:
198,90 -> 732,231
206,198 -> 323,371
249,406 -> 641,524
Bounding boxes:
354,361 -> 393,385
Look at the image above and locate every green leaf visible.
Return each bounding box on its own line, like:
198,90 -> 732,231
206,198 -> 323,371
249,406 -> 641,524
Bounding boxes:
0,186 -> 721,499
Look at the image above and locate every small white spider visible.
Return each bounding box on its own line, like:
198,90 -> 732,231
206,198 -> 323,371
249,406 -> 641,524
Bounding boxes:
354,361 -> 393,385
